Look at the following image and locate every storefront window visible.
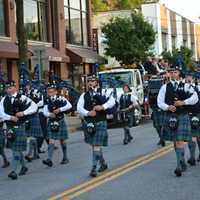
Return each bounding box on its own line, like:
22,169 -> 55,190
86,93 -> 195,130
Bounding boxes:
0,0 -> 5,36
64,0 -> 88,46
24,0 -> 47,41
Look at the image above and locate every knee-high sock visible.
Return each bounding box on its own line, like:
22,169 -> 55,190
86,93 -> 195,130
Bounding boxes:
48,144 -> 54,160
175,148 -> 184,169
124,127 -> 129,140
20,152 -> 26,167
196,138 -> 200,153
188,141 -> 196,160
92,148 -> 101,168
27,138 -> 35,157
61,142 -> 67,160
99,148 -> 105,165
11,151 -> 21,172
33,139 -> 39,157
0,147 -> 8,164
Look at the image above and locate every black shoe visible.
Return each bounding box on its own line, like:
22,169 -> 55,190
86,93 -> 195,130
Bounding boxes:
60,158 -> 69,165
98,163 -> 108,173
123,139 -> 128,145
25,155 -> 33,162
180,161 -> 187,172
187,158 -> 196,166
42,159 -> 53,167
174,168 -> 182,177
161,140 -> 166,147
89,168 -> 97,178
19,167 -> 28,176
8,171 -> 18,180
128,135 -> 133,143
2,161 -> 10,168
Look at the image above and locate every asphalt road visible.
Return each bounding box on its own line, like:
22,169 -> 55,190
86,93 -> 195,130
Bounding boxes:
0,121 -> 200,200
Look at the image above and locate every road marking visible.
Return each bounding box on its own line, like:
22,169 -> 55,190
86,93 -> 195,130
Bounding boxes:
49,144 -> 173,200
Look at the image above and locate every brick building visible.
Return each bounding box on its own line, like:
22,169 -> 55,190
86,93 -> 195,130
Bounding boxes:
0,0 -> 104,89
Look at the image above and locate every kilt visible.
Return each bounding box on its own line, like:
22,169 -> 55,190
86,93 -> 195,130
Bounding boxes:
83,121 -> 108,146
152,108 -> 164,129
0,129 -> 5,148
9,125 -> 27,152
190,114 -> 200,137
47,118 -> 68,140
162,112 -> 191,142
26,114 -> 43,138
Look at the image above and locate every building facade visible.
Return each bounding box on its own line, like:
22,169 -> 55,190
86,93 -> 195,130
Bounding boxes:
0,0 -> 104,89
92,3 -> 200,68
142,3 -> 198,59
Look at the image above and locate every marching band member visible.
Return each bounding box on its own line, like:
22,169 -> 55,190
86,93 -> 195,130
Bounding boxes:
1,80 -> 37,180
77,75 -> 115,177
157,67 -> 198,177
42,83 -> 72,167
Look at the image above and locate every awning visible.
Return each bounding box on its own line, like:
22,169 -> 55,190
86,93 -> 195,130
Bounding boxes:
0,41 -> 69,63
0,41 -> 19,59
29,46 -> 70,63
66,46 -> 106,64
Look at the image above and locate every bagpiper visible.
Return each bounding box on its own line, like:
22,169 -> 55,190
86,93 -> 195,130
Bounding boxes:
42,83 -> 72,167
185,72 -> 200,166
157,67 -> 198,177
77,75 -> 115,177
0,82 -> 10,168
118,84 -> 138,145
1,80 -> 37,180
24,83 -> 44,162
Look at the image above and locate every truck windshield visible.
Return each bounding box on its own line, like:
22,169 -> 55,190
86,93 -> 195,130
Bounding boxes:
99,71 -> 133,88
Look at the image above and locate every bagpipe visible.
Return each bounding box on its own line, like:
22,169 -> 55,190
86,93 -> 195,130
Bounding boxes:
47,95 -> 69,133
47,95 -> 69,121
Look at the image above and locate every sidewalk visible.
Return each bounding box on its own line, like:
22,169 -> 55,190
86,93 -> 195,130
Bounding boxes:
66,115 -> 82,133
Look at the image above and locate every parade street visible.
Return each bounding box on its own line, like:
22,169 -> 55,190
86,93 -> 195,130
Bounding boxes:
0,121 -> 199,200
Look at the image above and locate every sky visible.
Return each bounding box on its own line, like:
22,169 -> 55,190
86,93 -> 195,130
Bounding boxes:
160,0 -> 200,23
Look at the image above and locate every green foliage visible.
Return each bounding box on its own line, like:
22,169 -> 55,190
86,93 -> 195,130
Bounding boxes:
102,12 -> 156,65
91,0 -> 145,13
161,46 -> 194,70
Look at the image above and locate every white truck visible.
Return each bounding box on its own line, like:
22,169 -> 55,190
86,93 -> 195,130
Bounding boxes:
98,68 -> 144,126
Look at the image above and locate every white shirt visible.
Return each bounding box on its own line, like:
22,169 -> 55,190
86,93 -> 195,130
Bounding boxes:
157,81 -> 198,111
117,93 -> 139,107
43,95 -> 72,117
77,91 -> 116,117
0,92 -> 38,119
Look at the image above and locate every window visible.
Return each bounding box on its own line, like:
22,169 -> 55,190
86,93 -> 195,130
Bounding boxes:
64,0 -> 88,46
24,0 -> 47,41
162,33 -> 167,51
0,0 -> 5,36
171,36 -> 176,49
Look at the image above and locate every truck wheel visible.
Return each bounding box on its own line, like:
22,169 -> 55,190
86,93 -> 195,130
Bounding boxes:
132,106 -> 142,126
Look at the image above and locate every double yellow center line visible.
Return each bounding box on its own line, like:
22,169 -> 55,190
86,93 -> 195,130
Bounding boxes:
49,144 -> 174,200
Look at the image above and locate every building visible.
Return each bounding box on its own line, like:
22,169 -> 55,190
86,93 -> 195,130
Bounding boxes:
0,0 -> 104,89
142,2 -> 198,59
92,2 -> 200,68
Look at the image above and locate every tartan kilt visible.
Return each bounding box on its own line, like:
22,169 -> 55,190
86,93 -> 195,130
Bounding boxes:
83,121 -> 108,146
26,114 -> 43,138
190,114 -> 200,137
47,118 -> 68,140
9,125 -> 27,152
0,129 -> 5,148
162,112 -> 191,142
152,108 -> 164,129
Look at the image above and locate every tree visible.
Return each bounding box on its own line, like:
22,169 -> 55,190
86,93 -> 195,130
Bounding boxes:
91,0 -> 145,13
161,46 -> 194,71
102,12 -> 156,65
15,0 -> 28,68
